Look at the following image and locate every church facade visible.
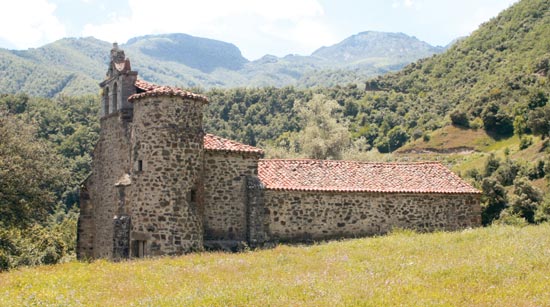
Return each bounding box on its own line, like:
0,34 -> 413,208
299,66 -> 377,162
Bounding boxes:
77,44 -> 481,260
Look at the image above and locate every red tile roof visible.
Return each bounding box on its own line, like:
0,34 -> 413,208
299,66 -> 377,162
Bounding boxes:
128,79 -> 209,103
204,133 -> 264,155
258,159 -> 480,194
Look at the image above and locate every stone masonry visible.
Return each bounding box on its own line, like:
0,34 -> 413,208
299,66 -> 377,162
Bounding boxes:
77,45 -> 482,260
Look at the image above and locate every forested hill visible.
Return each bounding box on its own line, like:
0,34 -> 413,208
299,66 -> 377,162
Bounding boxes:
205,0 -> 550,153
363,0 -> 550,138
0,32 -> 444,97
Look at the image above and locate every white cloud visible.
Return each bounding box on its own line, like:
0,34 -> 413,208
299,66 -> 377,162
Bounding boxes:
0,0 -> 66,49
392,0 -> 421,9
82,0 -> 333,59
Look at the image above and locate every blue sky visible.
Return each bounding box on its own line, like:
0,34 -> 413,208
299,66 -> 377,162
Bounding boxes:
0,0 -> 518,60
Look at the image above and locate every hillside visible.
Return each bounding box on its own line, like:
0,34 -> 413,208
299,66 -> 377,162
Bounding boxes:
363,0 -> 550,131
1,224 -> 549,306
0,32 -> 444,97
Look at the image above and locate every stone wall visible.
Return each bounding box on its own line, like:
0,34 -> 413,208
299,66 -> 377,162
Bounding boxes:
77,113 -> 133,259
129,96 -> 206,256
203,151 -> 259,243
76,183 -> 94,258
261,190 -> 481,242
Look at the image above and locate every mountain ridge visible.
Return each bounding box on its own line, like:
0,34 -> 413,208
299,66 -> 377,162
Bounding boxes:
0,31 -> 445,97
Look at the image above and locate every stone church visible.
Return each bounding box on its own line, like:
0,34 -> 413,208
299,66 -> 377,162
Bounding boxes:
77,44 -> 481,260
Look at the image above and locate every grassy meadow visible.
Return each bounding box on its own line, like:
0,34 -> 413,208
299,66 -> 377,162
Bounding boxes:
1,224 -> 550,306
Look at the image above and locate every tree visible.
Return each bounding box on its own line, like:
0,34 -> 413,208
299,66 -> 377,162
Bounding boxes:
481,177 -> 508,225
527,106 -> 550,138
295,94 -> 351,160
481,102 -> 513,136
483,153 -> 500,177
508,177 -> 543,223
375,126 -> 409,153
0,113 -> 67,227
535,196 -> 550,223
450,109 -> 469,127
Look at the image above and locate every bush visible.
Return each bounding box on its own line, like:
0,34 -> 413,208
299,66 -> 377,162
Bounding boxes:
508,177 -> 543,223
484,153 -> 500,177
465,168 -> 482,181
494,210 -> 529,227
411,129 -> 423,140
527,106 -> 550,138
495,158 -> 519,186
481,102 -> 514,136
375,126 -> 409,153
450,109 -> 469,127
481,177 -> 508,225
422,133 -> 431,142
528,159 -> 545,180
519,136 -> 533,150
469,117 -> 484,130
535,197 -> 550,223
0,217 -> 76,271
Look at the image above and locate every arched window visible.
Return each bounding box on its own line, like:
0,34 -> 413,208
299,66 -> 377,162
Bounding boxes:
112,82 -> 118,111
104,87 -> 110,115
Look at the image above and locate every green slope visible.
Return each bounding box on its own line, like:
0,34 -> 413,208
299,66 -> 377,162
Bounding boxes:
365,0 -> 550,125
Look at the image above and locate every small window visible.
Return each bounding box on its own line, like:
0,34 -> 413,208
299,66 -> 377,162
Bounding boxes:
190,189 -> 197,202
137,160 -> 143,172
112,82 -> 118,111
132,240 -> 146,258
104,87 -> 110,115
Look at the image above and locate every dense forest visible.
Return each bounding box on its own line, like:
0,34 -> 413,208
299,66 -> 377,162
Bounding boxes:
1,0 -> 550,269
0,94 -> 99,269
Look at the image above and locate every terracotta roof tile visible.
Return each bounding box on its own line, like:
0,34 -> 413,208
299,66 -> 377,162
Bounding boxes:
128,79 -> 208,103
204,133 -> 264,155
258,159 -> 480,194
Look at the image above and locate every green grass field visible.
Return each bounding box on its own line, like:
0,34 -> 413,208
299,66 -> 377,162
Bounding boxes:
1,224 -> 550,306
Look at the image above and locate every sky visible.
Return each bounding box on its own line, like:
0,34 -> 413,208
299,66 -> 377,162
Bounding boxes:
0,0 -> 518,60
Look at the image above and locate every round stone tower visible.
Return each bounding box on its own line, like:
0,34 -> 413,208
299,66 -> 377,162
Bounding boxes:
128,89 -> 208,257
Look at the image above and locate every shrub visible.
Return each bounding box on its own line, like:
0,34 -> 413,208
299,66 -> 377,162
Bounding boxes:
422,133 -> 431,142
411,129 -> 423,140
484,153 -> 500,177
519,136 -> 533,150
469,117 -> 484,130
375,126 -> 409,153
450,109 -> 469,127
528,159 -> 545,180
0,220 -> 75,271
527,106 -> 550,138
494,210 -> 529,227
465,168 -> 482,181
508,177 -> 543,223
535,197 -> 550,223
481,102 -> 514,136
481,177 -> 508,225
495,158 -> 519,186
